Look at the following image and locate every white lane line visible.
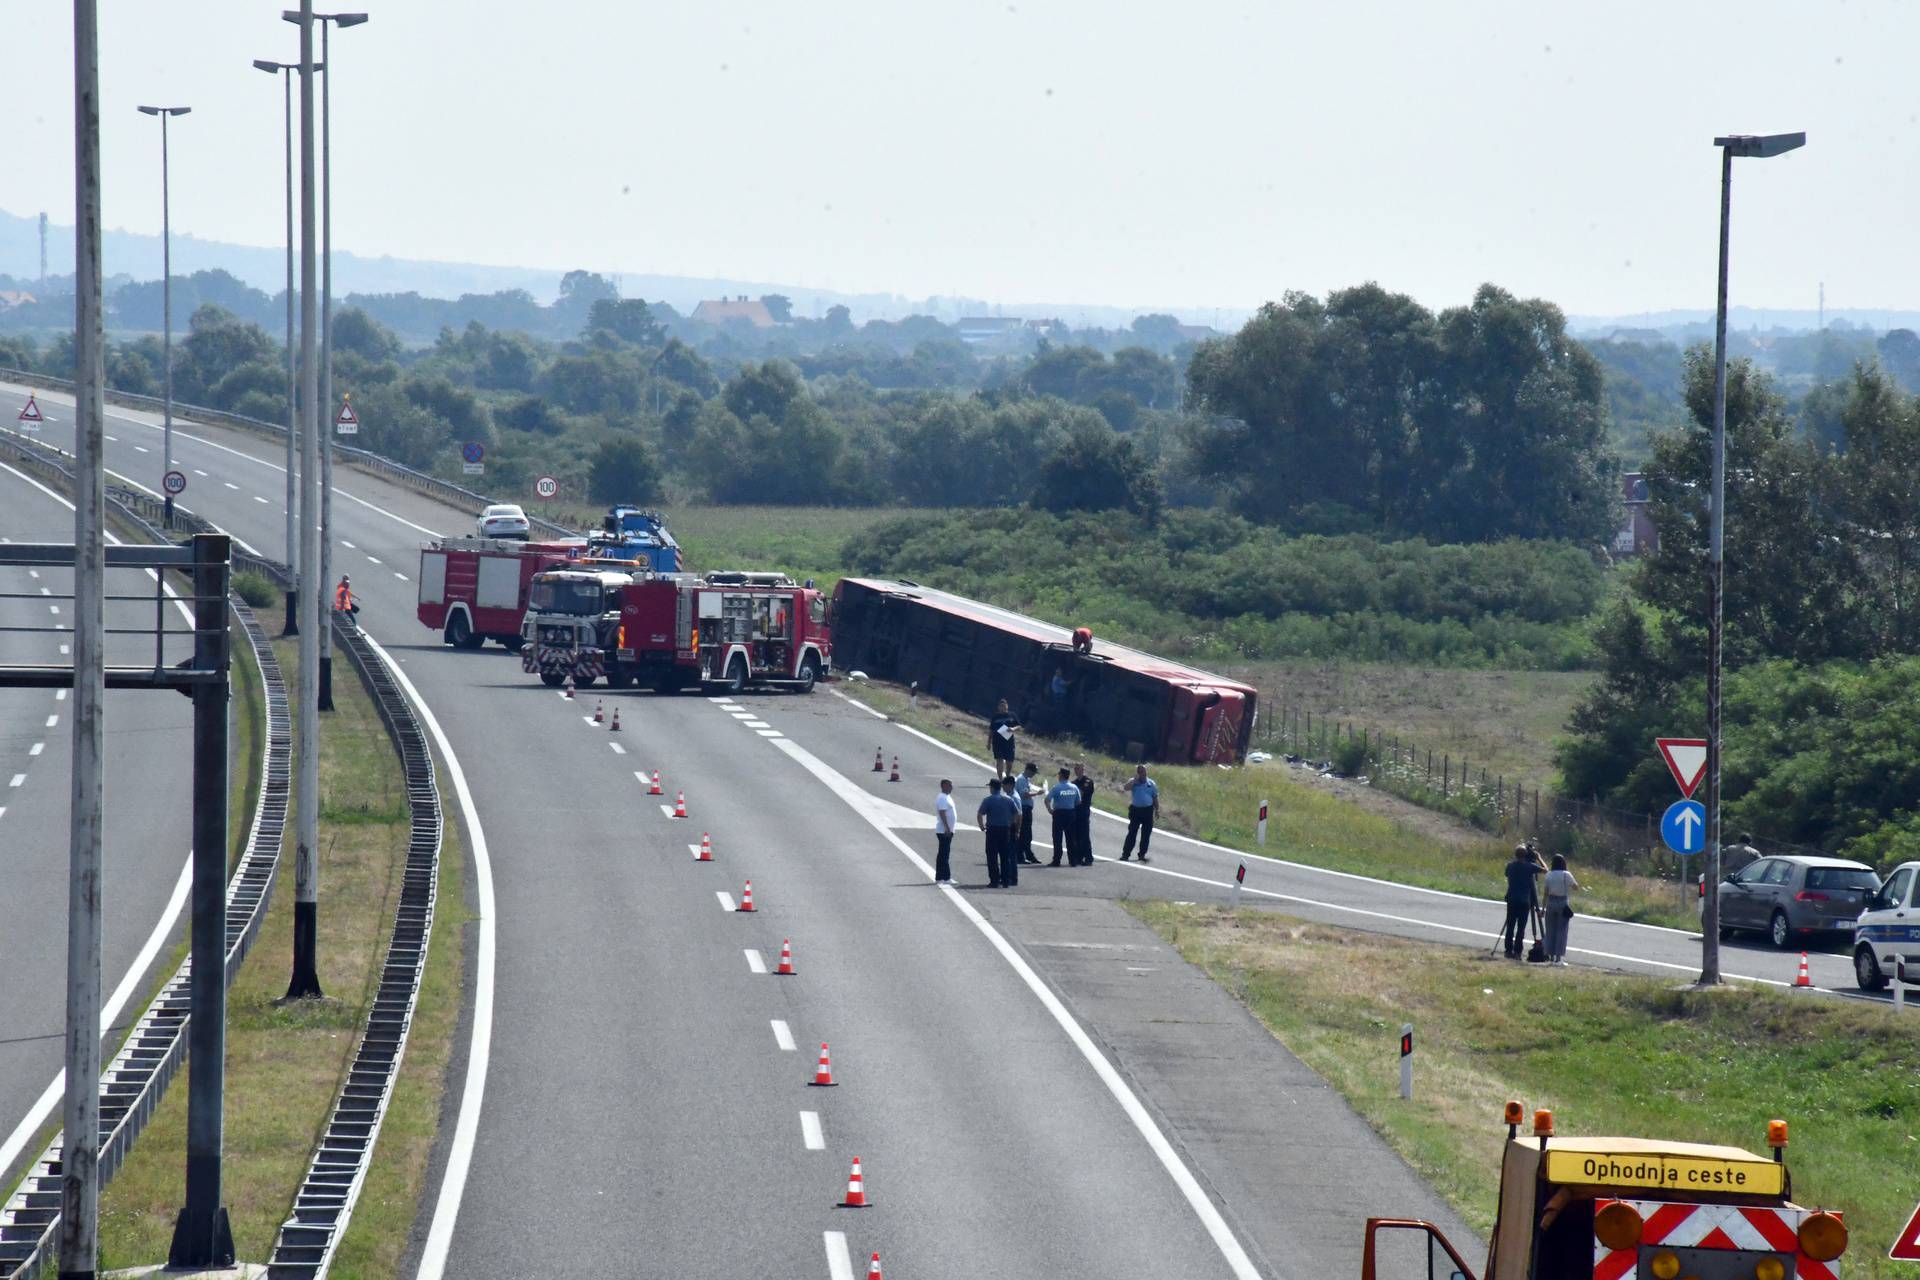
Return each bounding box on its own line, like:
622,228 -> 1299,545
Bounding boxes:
252,494 -> 269,504
756,729 -> 784,738
223,482 -> 239,490
705,695 -> 733,703
768,733 -> 1265,1280
55,689 -> 67,701
394,572 -> 409,582
729,711 -> 755,719
716,891 -> 737,912
0,807 -> 5,819
771,1019 -> 796,1051
27,569 -> 37,579
687,844 -> 703,860
659,804 -> 677,818
744,948 -> 766,974
192,468 -> 208,477
39,586 -> 50,595
8,774 -> 24,788
103,434 -> 116,442
580,716 -> 597,727
133,444 -> 149,453
342,540 -> 356,549
824,1232 -> 855,1280
48,605 -> 59,615
29,743 -> 43,756
800,1110 -> 825,1150
58,645 -> 68,656
375,631 -> 497,1280
827,686 -> 888,720
608,742 -> 625,755
365,555 -> 382,565
45,715 -> 58,728
743,720 -> 771,729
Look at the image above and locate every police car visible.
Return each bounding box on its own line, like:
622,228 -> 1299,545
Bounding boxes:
1853,859 -> 1920,991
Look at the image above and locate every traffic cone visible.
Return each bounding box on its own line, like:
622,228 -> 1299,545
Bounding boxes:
610,707 -> 621,732
697,832 -> 712,862
872,748 -> 884,772
563,674 -> 575,700
737,879 -> 755,912
840,1156 -> 868,1208
776,938 -> 795,975
1794,952 -> 1812,988
593,701 -> 604,724
888,755 -> 900,782
672,790 -> 687,819
648,770 -> 663,795
810,1043 -> 837,1087
867,1254 -> 882,1279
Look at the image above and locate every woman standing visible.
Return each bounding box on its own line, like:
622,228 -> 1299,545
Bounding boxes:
1542,854 -> 1581,965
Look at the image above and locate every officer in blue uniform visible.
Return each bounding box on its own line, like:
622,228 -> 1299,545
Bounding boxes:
1120,765 -> 1159,861
977,777 -> 1022,887
1044,767 -> 1080,867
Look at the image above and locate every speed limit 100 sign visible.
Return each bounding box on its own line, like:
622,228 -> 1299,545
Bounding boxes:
162,469 -> 187,496
534,475 -> 558,499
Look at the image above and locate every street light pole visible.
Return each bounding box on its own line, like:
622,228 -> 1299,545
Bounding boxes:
284,9 -> 367,714
1700,130 -> 1805,987
254,59 -> 312,637
136,104 -> 190,524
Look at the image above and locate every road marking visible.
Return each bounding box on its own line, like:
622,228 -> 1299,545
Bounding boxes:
342,540 -> 356,549
767,732 -> 1266,1280
688,844 -> 703,860
29,743 -> 43,756
55,689 -> 66,701
365,555 -> 382,565
370,631 -> 496,1280
743,720 -> 771,729
0,807 -> 5,819
581,716 -> 597,727
744,948 -> 766,974
48,605 -> 58,614
705,695 -> 732,703
827,686 -> 888,720
823,1231 -> 855,1280
757,729 -> 783,737
133,444 -> 149,453
58,645 -> 68,655
729,711 -> 755,719
40,586 -> 49,595
224,482 -> 239,490
192,468 -> 208,477
394,572 -> 408,581
800,1110 -> 825,1150
608,742 -> 625,755
8,774 -> 23,788
716,891 -> 737,912
45,715 -> 57,728
659,803 -> 677,818
27,569 -> 37,578
103,434 -> 116,442
252,494 -> 269,504
771,1019 -> 795,1051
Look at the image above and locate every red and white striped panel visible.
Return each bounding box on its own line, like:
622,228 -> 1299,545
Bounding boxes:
1593,1199 -> 1840,1280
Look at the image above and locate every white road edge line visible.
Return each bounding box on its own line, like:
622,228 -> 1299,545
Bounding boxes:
369,630 -> 497,1280
771,1019 -> 796,1051
824,1231 -> 855,1280
767,733 -> 1263,1280
800,1109 -> 825,1150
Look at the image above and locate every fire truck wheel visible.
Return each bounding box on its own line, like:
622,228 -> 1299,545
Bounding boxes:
723,655 -> 748,695
445,613 -> 480,649
607,671 -> 634,689
795,656 -> 819,693
539,671 -> 566,688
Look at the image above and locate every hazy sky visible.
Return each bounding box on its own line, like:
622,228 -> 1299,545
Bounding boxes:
3,1 -> 1911,317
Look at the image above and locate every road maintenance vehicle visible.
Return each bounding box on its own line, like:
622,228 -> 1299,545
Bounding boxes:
1362,1105 -> 1848,1280
521,570 -> 830,693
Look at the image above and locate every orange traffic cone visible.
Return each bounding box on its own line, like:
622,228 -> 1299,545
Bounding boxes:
648,770 -> 663,795
593,701 -> 604,724
810,1043 -> 837,1087
563,674 -> 575,699
1794,952 -> 1812,988
872,748 -> 885,772
609,706 -> 621,732
888,755 -> 900,782
840,1156 -> 868,1208
672,790 -> 687,819
697,832 -> 712,862
776,938 -> 795,975
737,879 -> 756,912
867,1254 -> 882,1279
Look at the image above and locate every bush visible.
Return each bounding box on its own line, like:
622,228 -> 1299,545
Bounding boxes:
232,571 -> 276,608
1330,735 -> 1371,776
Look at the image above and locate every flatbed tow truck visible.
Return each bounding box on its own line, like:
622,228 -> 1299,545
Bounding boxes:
1364,1106 -> 1848,1280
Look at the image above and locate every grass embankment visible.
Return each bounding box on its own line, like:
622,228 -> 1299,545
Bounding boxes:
850,681 -> 1694,930
1128,904 -> 1920,1280
98,638 -> 467,1274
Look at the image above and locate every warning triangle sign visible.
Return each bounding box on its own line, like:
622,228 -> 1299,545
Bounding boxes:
1657,737 -> 1710,798
335,399 -> 358,426
1891,1198 -> 1920,1261
18,394 -> 43,423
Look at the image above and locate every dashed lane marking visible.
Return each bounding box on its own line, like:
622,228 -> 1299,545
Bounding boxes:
29,743 -> 43,756
801,1110 -> 825,1150
223,482 -> 239,490
394,572 -> 408,581
824,1232 -> 855,1280
253,495 -> 269,504
192,468 -> 208,477
365,555 -> 382,564
342,540 -> 356,549
44,715 -> 57,728
8,774 -> 24,788
744,948 -> 766,974
771,1020 -> 795,1051
608,742 -> 625,755
659,804 -> 677,818
729,711 -> 754,719
133,445 -> 148,453
757,729 -> 783,737
715,891 -> 736,912
580,716 -> 596,727
743,720 -> 771,729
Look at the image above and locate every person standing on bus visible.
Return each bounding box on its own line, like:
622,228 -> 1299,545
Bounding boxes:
989,700 -> 1020,782
1044,767 -> 1079,867
1013,761 -> 1041,864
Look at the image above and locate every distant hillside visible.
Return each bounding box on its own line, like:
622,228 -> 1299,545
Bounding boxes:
1568,306 -> 1920,340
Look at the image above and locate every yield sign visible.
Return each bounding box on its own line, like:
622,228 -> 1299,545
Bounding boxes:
18,394 -> 43,423
1657,737 -> 1709,798
1891,1198 -> 1920,1260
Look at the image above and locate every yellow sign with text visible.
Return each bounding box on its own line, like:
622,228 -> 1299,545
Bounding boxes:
1544,1150 -> 1784,1196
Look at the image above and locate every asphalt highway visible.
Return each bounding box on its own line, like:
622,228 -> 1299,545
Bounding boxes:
0,379 -> 1876,1279
0,456 -> 196,1186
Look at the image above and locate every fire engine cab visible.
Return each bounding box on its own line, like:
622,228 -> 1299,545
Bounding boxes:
417,537 -> 582,650
522,570 -> 830,693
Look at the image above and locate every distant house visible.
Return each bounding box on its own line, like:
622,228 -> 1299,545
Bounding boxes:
0,290 -> 35,311
1614,472 -> 1657,556
957,316 -> 1027,344
691,296 -> 775,328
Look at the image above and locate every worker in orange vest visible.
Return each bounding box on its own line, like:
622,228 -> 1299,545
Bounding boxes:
334,575 -> 358,615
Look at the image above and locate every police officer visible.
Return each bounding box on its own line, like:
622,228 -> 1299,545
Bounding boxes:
1043,767 -> 1079,867
1013,761 -> 1041,864
1120,764 -> 1158,862
977,777 -> 1022,887
1072,763 -> 1096,866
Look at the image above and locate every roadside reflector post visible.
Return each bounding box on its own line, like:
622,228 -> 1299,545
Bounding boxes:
1256,800 -> 1268,847
1230,862 -> 1246,909
1898,956 -> 1908,1011
1399,1024 -> 1413,1100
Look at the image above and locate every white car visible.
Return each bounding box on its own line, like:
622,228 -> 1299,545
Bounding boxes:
477,503 -> 530,540
1853,859 -> 1920,991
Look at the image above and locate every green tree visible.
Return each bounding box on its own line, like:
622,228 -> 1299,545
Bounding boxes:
652,338 -> 718,397
331,307 -> 402,362
174,304 -> 276,404
587,297 -> 664,346
759,294 -> 794,323
1834,365 -> 1920,651
589,436 -> 664,504
1031,417 -> 1163,520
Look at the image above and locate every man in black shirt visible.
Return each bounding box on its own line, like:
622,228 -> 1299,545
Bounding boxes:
1501,845 -> 1538,958
989,699 -> 1020,784
1072,764 -> 1096,866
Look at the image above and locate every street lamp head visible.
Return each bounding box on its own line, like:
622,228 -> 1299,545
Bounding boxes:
137,105 -> 191,116
252,59 -> 284,73
1714,132 -> 1807,158
329,13 -> 371,26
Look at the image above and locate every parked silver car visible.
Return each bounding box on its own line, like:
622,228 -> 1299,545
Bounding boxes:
1716,855 -> 1881,948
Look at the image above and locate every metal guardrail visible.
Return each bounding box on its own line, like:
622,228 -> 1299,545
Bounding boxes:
264,612 -> 441,1279
0,366 -> 574,539
0,457 -> 291,1280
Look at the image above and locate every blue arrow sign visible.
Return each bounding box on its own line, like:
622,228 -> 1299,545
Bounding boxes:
1661,799 -> 1706,855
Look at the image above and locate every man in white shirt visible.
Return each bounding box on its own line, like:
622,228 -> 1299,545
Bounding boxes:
933,779 -> 957,884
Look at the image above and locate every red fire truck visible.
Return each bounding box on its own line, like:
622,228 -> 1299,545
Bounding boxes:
522,570 -> 831,693
417,537 -> 585,649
